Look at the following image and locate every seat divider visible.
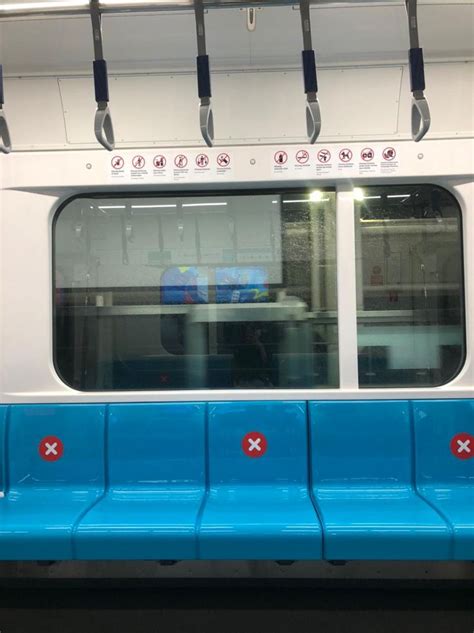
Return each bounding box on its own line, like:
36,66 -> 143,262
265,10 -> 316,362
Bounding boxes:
409,400 -> 455,558
71,404 -> 109,560
195,401 -> 210,560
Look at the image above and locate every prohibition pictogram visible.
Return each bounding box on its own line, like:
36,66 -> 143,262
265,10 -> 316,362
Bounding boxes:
382,147 -> 396,161
339,148 -> 353,163
111,156 -> 124,170
361,148 -> 375,162
196,153 -> 209,168
217,153 -> 230,167
450,433 -> 473,460
174,154 -> 188,169
39,436 -> 64,462
153,155 -> 167,169
132,155 -> 146,169
274,151 -> 288,165
317,149 -> 331,163
296,149 -> 310,164
242,431 -> 268,458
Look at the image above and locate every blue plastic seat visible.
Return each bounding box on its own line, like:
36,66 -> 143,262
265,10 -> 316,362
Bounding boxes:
310,401 -> 451,560
414,399 -> 474,560
0,405 -> 105,560
75,403 -> 205,560
198,402 -> 322,560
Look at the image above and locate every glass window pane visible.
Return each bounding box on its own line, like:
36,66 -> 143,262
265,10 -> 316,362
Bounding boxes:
54,190 -> 338,391
355,185 -> 465,387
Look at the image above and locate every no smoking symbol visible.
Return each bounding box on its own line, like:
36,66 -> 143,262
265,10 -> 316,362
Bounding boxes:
39,436 -> 64,462
242,432 -> 267,458
450,433 -> 473,460
296,150 -> 309,164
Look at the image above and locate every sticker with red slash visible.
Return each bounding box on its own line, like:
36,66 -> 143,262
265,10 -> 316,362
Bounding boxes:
296,149 -> 310,164
382,147 -> 396,161
450,433 -> 474,460
217,153 -> 230,167
153,155 -> 166,169
132,155 -> 146,169
174,154 -> 188,169
339,148 -> 353,163
39,436 -> 64,462
196,153 -> 209,168
242,431 -> 267,458
111,156 -> 124,170
274,151 -> 288,165
317,149 -> 331,163
360,148 -> 375,162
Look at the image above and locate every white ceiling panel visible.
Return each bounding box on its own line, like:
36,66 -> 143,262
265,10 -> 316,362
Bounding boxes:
0,2 -> 473,75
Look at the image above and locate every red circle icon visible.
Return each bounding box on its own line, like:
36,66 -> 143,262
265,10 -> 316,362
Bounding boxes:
450,433 -> 473,460
217,153 -> 230,167
296,149 -> 309,164
111,156 -> 124,169
317,149 -> 331,163
153,155 -> 166,169
242,431 -> 267,458
196,153 -> 209,168
174,154 -> 188,169
39,436 -> 64,462
339,148 -> 353,163
361,148 -> 374,162
274,151 -> 288,165
132,155 -> 145,169
382,147 -> 396,161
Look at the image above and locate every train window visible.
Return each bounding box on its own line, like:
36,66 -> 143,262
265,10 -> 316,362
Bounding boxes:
355,185 -> 465,387
54,191 -> 338,391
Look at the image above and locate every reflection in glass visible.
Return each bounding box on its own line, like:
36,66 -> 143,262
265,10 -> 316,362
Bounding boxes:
54,191 -> 338,391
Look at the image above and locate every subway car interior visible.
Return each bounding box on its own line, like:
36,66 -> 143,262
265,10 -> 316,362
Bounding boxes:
0,0 -> 473,603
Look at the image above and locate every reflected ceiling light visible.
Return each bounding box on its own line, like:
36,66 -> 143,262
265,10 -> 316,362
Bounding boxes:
363,195 -> 382,200
98,205 -> 126,209
0,0 -> 87,11
131,204 -> 177,208
353,188 -> 364,202
282,198 -> 309,203
387,194 -> 411,199
181,202 -> 227,207
309,190 -> 323,202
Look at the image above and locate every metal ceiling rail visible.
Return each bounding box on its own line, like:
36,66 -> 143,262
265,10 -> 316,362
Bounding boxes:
0,0 -> 392,20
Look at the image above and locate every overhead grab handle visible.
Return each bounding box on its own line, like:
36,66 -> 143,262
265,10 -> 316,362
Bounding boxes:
194,0 -> 214,147
299,0 -> 321,144
0,64 -> 12,154
405,0 -> 430,141
90,0 -> 115,151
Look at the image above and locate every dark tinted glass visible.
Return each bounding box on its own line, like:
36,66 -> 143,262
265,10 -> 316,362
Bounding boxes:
355,185 -> 464,387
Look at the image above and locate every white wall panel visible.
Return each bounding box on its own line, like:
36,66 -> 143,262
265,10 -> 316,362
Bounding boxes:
3,77 -> 67,148
398,62 -> 474,138
2,61 -> 473,150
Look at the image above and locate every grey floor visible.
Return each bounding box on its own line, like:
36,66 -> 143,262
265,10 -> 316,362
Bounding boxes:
0,582 -> 473,633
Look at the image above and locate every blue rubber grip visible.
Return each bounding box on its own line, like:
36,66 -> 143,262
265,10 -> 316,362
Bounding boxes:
196,55 -> 211,99
302,50 -> 318,94
0,65 -> 4,105
409,48 -> 425,92
93,59 -> 109,103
